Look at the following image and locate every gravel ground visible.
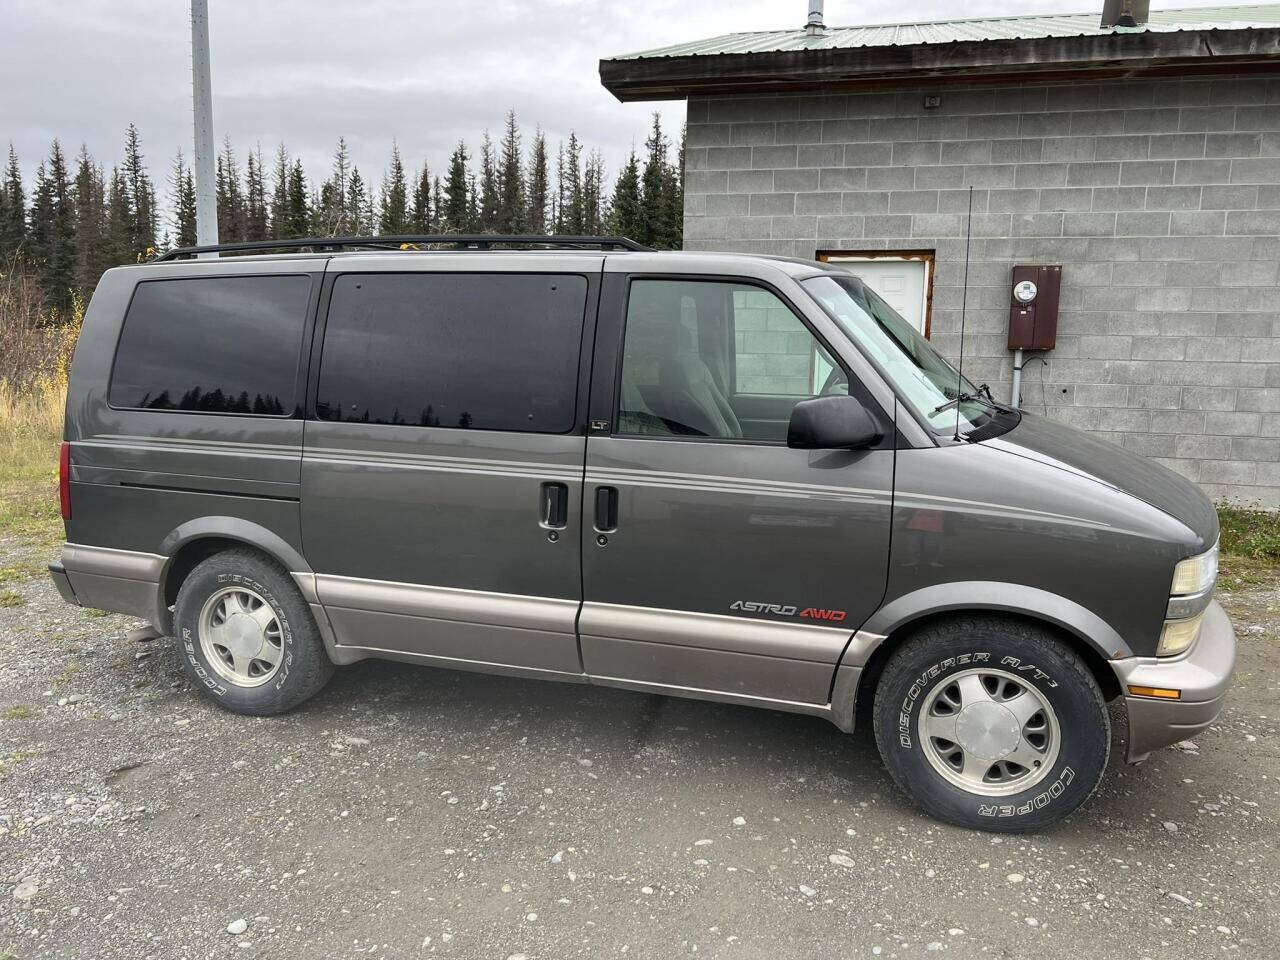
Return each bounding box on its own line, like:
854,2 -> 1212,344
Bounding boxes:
0,542 -> 1277,960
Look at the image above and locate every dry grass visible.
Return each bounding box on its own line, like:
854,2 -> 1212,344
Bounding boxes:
0,378 -> 66,554
0,376 -> 67,553
0,268 -> 79,556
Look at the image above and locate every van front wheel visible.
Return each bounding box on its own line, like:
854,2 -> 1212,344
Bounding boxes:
173,549 -> 334,715
872,616 -> 1110,831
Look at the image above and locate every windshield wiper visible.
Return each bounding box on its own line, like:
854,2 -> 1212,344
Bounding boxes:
932,392 -> 994,416
931,383 -> 1008,416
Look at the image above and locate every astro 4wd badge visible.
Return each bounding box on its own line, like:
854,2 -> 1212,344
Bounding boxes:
730,600 -> 847,622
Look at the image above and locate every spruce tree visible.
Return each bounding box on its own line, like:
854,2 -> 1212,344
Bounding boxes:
496,110 -> 525,234
442,142 -> 469,233
466,173 -> 480,231
550,142 -> 563,231
244,146 -> 268,241
556,133 -> 584,234
317,137 -> 352,235
657,152 -> 684,250
639,113 -> 668,248
27,140 -> 76,308
526,129 -> 549,235
285,159 -> 309,237
171,151 -> 198,248
123,124 -> 157,257
478,133 -> 498,232
346,166 -> 368,234
379,143 -> 410,234
0,144 -> 25,258
410,162 -> 432,233
270,144 -> 290,239
104,166 -> 133,268
583,150 -> 606,235
607,150 -> 643,242
71,145 -> 108,299
216,137 -> 246,243
0,172 -> 9,259
432,177 -> 444,232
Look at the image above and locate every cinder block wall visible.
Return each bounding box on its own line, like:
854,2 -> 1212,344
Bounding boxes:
684,76 -> 1280,506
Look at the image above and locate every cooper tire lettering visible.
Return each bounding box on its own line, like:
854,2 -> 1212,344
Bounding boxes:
872,617 -> 1109,831
173,548 -> 333,716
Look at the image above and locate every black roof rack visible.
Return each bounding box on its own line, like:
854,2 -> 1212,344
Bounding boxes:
155,234 -> 652,261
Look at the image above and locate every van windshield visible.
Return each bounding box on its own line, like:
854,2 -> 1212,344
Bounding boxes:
802,273 -> 996,437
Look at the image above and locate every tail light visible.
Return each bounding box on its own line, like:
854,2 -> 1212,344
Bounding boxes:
58,441 -> 71,521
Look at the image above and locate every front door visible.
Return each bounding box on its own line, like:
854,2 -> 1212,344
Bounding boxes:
301,258 -> 598,677
579,273 -> 895,709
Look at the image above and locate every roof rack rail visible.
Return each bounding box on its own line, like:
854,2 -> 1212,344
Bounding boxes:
155,234 -> 652,261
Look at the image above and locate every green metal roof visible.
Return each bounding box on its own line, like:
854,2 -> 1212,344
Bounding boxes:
609,5 -> 1280,60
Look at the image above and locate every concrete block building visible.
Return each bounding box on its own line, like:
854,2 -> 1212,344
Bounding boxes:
601,4 -> 1280,506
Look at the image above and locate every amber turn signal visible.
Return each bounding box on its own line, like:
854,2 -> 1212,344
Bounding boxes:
1127,685 -> 1181,700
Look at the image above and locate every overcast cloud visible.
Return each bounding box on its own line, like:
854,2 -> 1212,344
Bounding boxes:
2,0 -> 1230,211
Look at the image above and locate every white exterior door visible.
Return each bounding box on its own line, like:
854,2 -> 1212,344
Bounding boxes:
822,256 -> 930,334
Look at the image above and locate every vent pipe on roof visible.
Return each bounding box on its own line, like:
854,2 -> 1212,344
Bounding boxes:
806,0 -> 825,36
1100,0 -> 1149,28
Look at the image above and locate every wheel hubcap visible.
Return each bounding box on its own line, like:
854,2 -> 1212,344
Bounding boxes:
918,668 -> 1060,797
198,587 -> 284,687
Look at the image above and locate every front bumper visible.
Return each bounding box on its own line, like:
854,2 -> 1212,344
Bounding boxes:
1112,599 -> 1236,762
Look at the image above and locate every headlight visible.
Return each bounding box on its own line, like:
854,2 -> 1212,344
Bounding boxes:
1158,610 -> 1205,657
1170,542 -> 1219,596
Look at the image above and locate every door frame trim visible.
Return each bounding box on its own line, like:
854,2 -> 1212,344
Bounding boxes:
591,271 -> 898,450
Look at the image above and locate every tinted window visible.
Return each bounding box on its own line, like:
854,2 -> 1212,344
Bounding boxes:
317,273 -> 586,433
618,279 -> 845,441
109,275 -> 310,415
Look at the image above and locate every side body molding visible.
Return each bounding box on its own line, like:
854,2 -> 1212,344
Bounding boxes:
846,580 -> 1133,667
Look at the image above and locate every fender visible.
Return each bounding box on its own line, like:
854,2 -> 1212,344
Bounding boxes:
825,581 -> 1130,734
154,517 -> 314,628
841,580 -> 1132,670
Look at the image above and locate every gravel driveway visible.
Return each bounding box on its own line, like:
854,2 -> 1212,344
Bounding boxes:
1,543 -> 1277,960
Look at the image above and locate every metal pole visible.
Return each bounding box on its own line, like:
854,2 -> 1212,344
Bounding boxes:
806,0 -> 825,34
191,0 -> 218,247
1010,348 -> 1024,410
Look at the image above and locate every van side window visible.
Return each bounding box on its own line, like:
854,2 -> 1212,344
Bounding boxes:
109,275 -> 310,415
316,273 -> 586,433
617,279 -> 847,442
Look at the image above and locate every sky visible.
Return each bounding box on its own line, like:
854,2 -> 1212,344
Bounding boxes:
1,0 -> 1234,214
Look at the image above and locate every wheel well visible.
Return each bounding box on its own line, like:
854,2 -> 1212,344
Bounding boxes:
853,609 -> 1123,724
162,537 -> 269,612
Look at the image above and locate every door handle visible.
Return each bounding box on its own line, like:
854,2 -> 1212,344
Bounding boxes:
539,482 -> 568,529
594,486 -> 619,532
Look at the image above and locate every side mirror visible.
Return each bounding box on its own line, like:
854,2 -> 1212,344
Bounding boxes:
787,395 -> 882,450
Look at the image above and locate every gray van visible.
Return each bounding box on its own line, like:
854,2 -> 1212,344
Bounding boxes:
49,235 -> 1234,831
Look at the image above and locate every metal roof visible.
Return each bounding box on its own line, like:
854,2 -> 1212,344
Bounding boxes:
608,5 -> 1280,60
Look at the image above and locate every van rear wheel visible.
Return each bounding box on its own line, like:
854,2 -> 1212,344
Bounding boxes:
173,548 -> 334,715
872,616 -> 1109,832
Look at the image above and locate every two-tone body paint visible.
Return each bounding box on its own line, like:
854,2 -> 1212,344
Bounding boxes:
54,248 -> 1228,751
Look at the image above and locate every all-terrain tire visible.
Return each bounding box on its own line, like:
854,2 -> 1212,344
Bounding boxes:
872,616 -> 1110,832
173,548 -> 334,715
